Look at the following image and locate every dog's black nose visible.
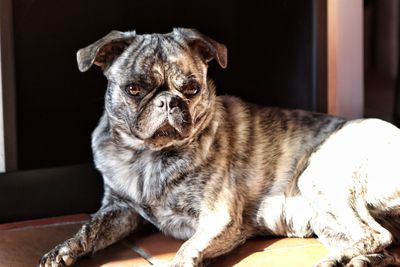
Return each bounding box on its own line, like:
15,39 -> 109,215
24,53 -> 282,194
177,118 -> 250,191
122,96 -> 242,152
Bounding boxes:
155,94 -> 181,112
169,97 -> 180,109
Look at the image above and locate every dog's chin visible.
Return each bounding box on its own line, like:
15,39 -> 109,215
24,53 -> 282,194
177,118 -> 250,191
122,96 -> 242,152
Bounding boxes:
144,123 -> 190,149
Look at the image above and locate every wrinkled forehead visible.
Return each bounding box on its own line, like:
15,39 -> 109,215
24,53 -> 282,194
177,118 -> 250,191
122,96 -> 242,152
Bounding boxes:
106,34 -> 206,86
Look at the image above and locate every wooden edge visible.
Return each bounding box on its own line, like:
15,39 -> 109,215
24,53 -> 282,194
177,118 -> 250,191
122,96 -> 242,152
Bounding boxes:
0,213 -> 89,231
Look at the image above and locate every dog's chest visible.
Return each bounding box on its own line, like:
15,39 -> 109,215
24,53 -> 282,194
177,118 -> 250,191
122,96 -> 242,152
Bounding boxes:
135,200 -> 198,240
122,151 -> 200,240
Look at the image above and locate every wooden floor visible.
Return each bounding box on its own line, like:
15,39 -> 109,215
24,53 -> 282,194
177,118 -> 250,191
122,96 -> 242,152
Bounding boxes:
0,214 -> 330,267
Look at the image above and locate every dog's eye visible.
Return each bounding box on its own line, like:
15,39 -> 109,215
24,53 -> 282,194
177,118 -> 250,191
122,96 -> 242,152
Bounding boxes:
181,81 -> 200,96
125,84 -> 142,97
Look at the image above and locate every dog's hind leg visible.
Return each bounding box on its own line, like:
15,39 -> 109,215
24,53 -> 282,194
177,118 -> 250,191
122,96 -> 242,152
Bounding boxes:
348,215 -> 400,267
299,174 -> 398,266
310,198 -> 399,267
295,119 -> 400,266
346,251 -> 400,267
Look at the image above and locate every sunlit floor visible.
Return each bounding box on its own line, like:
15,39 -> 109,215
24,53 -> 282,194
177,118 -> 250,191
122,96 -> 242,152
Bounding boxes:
0,214 -> 329,267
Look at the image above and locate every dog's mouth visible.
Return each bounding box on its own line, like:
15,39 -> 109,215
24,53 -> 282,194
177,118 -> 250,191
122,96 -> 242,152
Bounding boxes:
152,123 -> 181,138
145,123 -> 184,146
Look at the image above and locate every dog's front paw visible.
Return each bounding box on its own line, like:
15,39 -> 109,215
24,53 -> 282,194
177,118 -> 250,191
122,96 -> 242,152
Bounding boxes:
39,244 -> 76,267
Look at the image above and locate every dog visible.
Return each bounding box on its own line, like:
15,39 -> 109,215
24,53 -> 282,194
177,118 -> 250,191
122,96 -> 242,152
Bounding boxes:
40,28 -> 400,267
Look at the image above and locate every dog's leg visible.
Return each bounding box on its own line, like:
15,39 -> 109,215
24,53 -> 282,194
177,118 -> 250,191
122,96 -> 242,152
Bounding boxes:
39,193 -> 141,267
346,250 -> 400,267
344,215 -> 400,267
314,217 -> 399,267
341,215 -> 400,267
311,200 -> 397,267
167,209 -> 246,267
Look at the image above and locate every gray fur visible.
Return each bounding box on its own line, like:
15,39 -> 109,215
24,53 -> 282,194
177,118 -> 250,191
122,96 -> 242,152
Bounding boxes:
40,29 -> 400,267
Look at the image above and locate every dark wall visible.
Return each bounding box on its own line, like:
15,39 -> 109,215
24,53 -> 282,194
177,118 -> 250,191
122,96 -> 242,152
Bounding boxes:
13,0 -> 319,170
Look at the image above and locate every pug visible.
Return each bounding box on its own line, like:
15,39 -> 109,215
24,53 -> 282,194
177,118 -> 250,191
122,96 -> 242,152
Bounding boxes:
40,28 -> 400,267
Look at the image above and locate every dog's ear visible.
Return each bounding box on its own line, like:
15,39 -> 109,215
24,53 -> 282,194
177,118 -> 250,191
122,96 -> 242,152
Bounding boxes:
77,30 -> 136,72
173,28 -> 228,69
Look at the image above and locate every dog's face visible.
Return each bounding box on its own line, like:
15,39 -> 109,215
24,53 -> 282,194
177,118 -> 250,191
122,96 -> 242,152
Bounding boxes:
77,28 -> 227,150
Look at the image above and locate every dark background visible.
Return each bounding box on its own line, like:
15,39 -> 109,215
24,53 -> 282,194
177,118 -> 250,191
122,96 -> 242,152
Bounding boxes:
13,0 -> 322,170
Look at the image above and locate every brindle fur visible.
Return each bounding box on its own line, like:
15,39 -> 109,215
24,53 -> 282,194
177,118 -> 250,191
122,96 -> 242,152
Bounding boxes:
40,29 -> 400,267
